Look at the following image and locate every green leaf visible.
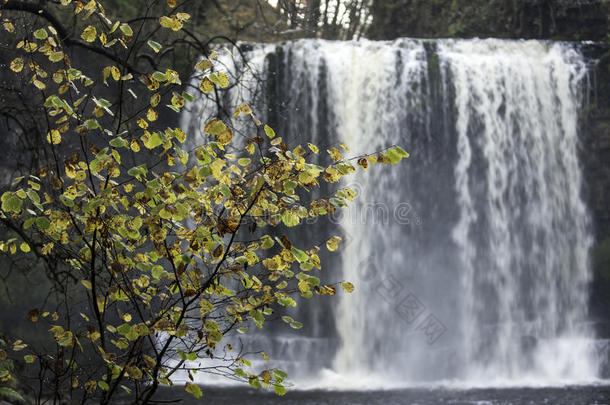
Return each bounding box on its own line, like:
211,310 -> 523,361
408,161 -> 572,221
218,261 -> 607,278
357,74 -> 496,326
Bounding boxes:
272,369 -> 288,381
127,165 -> 147,178
0,387 -> 24,401
281,211 -> 299,227
182,91 -> 194,102
273,383 -> 287,396
393,145 -> 410,158
249,377 -> 262,389
386,148 -> 402,164
57,332 -> 73,347
49,51 -> 64,62
144,132 -> 164,149
83,198 -> 104,213
185,382 -> 202,399
151,265 -> 165,279
1,193 -> 23,213
84,119 -> 100,130
109,137 -> 127,148
26,189 -> 39,205
290,247 -> 308,263
152,71 -> 167,82
119,23 -> 133,36
34,28 -> 48,40
117,324 -> 131,336
24,217 -> 35,230
237,158 -> 251,167
36,217 -> 50,231
24,354 -> 36,363
264,125 -> 276,139
261,235 -> 274,249
147,40 -> 162,53
59,195 -> 74,207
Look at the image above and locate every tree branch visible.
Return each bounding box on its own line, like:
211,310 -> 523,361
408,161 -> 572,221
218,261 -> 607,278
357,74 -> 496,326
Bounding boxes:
1,1 -> 141,74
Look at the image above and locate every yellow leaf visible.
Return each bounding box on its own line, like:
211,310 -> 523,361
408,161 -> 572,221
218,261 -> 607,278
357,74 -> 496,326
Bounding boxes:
171,93 -> 184,108
33,79 -> 46,90
3,21 -> 15,33
137,118 -> 149,129
81,26 -> 97,43
184,382 -> 202,399
111,66 -> 121,81
233,103 -> 252,118
167,0 -> 177,7
216,127 -> 232,145
217,72 -> 229,88
23,42 -> 38,52
46,130 -> 61,145
102,66 -> 111,83
150,93 -> 161,107
195,59 -> 212,71
307,143 -> 319,154
327,147 -> 342,162
341,281 -> 355,293
20,242 -> 30,253
10,58 -> 24,72
159,16 -> 183,31
49,51 -> 64,62
84,0 -> 96,11
326,236 -> 342,252
119,23 -> 133,37
199,77 -> 214,94
146,108 -> 158,122
264,125 -> 276,139
130,139 -> 140,152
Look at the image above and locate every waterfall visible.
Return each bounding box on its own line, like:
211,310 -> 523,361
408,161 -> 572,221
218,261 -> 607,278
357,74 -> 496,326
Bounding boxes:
182,38 -> 600,386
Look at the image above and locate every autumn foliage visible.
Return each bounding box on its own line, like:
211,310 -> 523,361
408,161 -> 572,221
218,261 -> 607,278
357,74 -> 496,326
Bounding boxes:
0,0 -> 407,403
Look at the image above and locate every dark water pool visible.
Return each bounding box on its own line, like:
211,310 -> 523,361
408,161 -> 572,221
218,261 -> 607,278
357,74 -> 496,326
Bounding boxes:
155,385 -> 610,404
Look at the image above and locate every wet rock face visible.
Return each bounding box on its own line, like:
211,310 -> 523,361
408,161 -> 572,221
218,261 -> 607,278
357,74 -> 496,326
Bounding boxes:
366,0 -> 610,42
578,42 -> 610,249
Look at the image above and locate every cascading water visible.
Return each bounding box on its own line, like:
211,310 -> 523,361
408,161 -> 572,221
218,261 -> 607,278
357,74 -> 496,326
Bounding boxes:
182,38 -> 600,386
